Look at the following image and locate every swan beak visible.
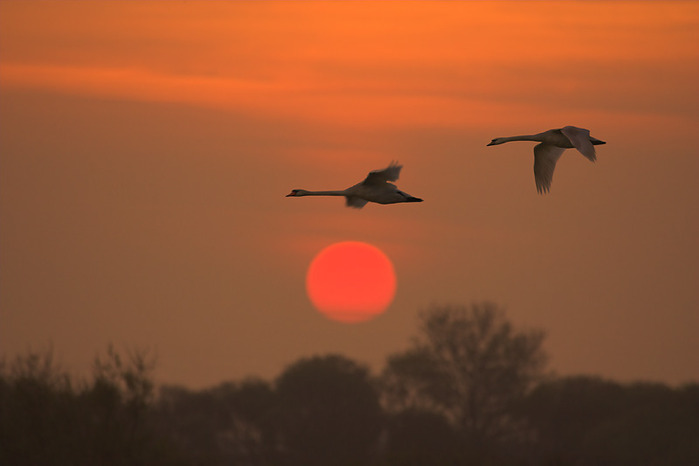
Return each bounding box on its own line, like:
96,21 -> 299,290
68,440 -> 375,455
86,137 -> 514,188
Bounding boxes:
285,192 -> 295,197
486,141 -> 496,146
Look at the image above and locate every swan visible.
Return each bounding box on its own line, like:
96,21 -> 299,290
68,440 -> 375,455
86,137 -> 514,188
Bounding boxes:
286,162 -> 423,208
487,126 -> 606,194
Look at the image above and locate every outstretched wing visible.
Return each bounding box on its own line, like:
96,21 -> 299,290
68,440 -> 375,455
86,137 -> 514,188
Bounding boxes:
345,196 -> 369,209
534,143 -> 565,194
561,126 -> 596,162
361,161 -> 402,186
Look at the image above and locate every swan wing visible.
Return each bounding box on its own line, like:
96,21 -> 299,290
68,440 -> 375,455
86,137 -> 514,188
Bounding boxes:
345,196 -> 369,209
561,126 -> 596,162
362,161 -> 402,186
534,143 -> 565,194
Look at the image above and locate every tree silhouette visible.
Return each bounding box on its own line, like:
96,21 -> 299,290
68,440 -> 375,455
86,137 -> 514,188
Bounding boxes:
0,347 -> 179,466
90,345 -> 157,464
381,302 -> 547,460
215,379 -> 279,465
520,375 -> 627,464
155,378 -> 278,466
381,408 -> 463,466
0,349 -> 76,465
521,376 -> 699,465
274,354 -> 382,466
5,314 -> 698,466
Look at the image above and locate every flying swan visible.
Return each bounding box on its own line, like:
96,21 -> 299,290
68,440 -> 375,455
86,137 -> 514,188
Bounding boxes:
286,162 -> 423,208
487,126 -> 606,194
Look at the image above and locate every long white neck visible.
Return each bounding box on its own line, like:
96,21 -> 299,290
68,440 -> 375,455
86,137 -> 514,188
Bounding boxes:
501,133 -> 544,143
298,190 -> 347,197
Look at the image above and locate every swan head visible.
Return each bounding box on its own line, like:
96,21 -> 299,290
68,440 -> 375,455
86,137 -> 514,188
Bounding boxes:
487,137 -> 507,146
286,189 -> 309,197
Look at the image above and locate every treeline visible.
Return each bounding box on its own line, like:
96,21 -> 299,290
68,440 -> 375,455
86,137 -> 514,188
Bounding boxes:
2,303 -> 698,465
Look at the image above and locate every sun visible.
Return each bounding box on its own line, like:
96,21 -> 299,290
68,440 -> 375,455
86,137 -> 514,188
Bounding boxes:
306,241 -> 397,323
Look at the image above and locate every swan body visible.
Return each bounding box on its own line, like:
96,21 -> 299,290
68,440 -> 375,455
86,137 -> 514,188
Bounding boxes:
286,162 -> 423,208
487,126 -> 606,194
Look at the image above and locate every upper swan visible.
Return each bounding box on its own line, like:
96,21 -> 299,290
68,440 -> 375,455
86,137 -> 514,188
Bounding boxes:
487,126 -> 606,194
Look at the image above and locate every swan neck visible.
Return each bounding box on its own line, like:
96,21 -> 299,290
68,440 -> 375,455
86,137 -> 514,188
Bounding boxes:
503,134 -> 542,142
302,190 -> 346,196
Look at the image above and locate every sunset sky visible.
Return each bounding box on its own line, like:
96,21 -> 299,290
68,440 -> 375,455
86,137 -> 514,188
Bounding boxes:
1,1 -> 698,389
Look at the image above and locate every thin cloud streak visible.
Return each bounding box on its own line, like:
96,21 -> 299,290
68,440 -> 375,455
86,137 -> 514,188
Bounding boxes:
3,60 -> 696,132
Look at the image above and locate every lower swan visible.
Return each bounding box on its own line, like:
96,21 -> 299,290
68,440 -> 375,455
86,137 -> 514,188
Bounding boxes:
286,162 -> 423,208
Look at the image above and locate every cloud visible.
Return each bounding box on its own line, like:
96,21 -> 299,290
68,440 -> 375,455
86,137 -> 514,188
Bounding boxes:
2,2 -> 698,131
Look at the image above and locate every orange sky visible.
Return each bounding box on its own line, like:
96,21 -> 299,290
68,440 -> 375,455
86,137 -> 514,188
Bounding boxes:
1,1 -> 698,388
